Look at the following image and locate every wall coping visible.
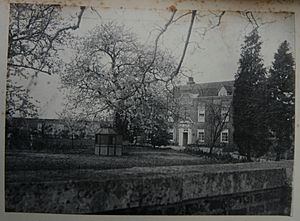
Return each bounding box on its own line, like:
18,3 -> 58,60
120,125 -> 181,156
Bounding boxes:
6,160 -> 293,184
6,160 -> 293,213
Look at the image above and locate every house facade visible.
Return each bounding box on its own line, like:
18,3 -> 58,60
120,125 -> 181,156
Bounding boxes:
172,77 -> 235,147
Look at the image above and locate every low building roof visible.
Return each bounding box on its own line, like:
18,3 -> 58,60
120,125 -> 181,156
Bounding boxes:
96,128 -> 117,135
177,80 -> 234,97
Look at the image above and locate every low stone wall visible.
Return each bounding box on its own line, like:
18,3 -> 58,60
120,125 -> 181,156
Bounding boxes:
5,161 -> 293,215
106,187 -> 291,215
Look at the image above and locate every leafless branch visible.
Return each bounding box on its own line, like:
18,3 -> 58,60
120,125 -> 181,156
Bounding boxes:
140,9 -> 177,85
7,5 -> 86,117
38,6 -> 86,71
239,11 -> 260,28
172,11 -> 193,23
8,63 -> 52,75
91,7 -> 102,19
9,5 -> 86,75
173,10 -> 196,78
198,11 -> 226,38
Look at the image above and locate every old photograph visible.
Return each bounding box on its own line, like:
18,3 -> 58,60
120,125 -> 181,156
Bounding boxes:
5,2 -> 295,215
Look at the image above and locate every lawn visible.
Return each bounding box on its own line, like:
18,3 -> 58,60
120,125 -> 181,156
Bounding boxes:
6,147 -> 214,172
6,147 -> 222,182
5,147 -> 292,183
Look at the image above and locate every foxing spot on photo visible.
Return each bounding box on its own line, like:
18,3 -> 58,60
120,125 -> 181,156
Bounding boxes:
5,3 -> 295,215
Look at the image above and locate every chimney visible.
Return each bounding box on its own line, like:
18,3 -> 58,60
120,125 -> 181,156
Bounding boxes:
187,77 -> 195,85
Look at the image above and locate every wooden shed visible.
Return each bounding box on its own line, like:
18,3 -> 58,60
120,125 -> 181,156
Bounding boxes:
94,128 -> 123,156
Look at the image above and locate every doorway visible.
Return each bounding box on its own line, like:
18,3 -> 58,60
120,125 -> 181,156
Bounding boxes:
183,132 -> 188,146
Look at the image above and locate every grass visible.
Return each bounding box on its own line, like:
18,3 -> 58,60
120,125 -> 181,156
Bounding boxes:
5,147 -> 292,183
6,147 -> 216,172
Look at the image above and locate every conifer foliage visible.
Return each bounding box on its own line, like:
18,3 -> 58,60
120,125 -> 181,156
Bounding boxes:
268,40 -> 295,160
233,29 -> 270,161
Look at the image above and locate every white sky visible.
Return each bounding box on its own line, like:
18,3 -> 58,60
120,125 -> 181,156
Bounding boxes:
21,7 -> 295,119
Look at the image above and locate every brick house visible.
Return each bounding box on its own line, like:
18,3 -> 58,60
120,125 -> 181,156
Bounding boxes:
172,77 -> 234,147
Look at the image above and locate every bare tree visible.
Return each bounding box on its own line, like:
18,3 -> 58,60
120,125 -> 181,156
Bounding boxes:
57,110 -> 87,149
206,98 -> 231,155
60,21 -> 181,142
7,3 -> 85,118
59,7 -> 229,142
62,23 -> 176,109
144,8 -> 226,90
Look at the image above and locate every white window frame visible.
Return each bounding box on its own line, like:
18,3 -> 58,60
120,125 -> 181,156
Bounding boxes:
37,123 -> 42,131
197,129 -> 205,143
221,129 -> 229,143
168,128 -> 175,142
198,106 -> 205,122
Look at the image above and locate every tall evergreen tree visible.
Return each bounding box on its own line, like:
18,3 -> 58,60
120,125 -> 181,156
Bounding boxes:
233,29 -> 270,161
268,40 -> 295,160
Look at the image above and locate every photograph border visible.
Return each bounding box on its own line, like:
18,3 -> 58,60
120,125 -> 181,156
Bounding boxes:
0,0 -> 299,220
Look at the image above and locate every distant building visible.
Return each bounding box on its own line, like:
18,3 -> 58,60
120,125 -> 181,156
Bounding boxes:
8,118 -> 65,136
8,117 -> 112,139
172,77 -> 234,147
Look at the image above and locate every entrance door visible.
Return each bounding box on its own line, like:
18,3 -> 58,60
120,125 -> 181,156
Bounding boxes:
183,132 -> 188,146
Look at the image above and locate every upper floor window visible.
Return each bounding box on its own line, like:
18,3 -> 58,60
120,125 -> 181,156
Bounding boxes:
37,123 -> 42,131
221,129 -> 229,143
197,129 -> 205,142
198,105 -> 205,122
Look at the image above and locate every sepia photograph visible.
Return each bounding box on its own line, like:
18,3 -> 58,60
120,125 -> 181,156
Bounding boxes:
4,1 -> 296,216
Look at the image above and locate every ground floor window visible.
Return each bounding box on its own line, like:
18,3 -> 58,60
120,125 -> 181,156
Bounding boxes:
197,129 -> 205,143
168,128 -> 174,142
221,129 -> 229,143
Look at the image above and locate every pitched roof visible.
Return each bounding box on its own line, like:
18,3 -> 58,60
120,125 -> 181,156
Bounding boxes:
96,128 -> 117,135
178,80 -> 234,97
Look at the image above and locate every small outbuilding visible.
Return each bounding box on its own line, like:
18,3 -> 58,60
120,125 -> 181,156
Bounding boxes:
94,128 -> 123,156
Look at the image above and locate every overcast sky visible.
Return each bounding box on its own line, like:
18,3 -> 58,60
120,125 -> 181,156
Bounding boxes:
21,6 -> 295,119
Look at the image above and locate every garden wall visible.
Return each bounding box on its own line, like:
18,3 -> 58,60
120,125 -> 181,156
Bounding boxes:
8,137 -> 94,150
5,161 -> 293,215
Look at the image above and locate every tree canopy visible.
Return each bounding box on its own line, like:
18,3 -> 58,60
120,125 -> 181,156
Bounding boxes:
7,3 -> 85,118
267,40 -> 295,160
233,29 -> 270,161
60,22 -> 180,142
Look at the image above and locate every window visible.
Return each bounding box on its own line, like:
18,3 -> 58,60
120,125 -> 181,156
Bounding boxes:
198,105 -> 205,122
183,106 -> 188,119
37,123 -> 42,131
221,129 -> 229,143
95,134 -> 100,144
197,129 -> 205,143
168,129 -> 174,142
